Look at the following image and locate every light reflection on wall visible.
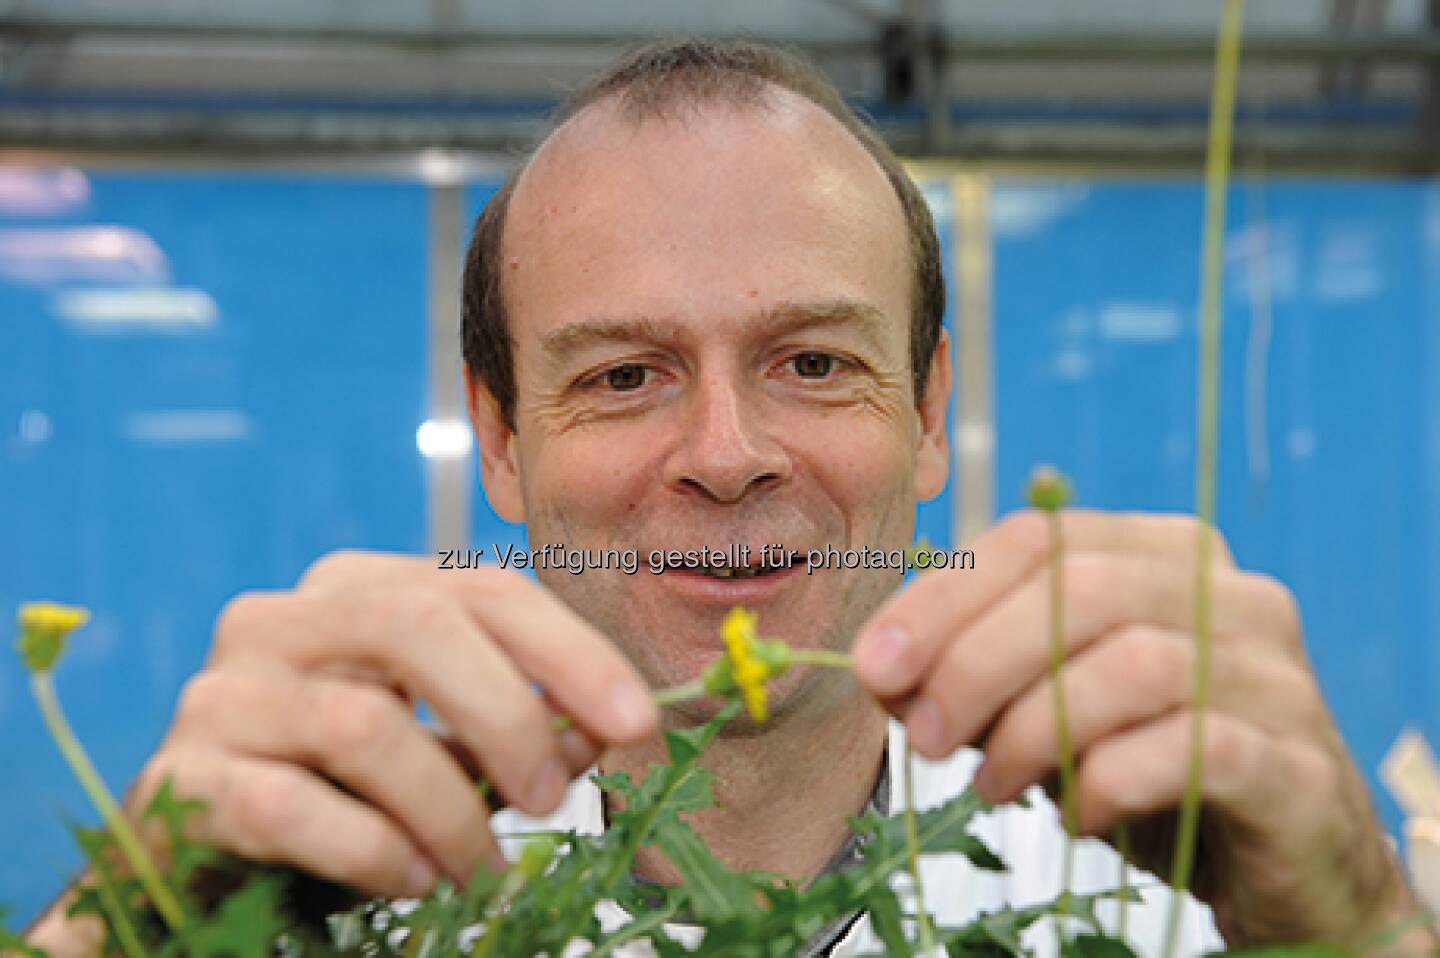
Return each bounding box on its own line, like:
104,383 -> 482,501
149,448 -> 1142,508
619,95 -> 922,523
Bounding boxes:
416,417 -> 474,459
0,168 -> 90,216
0,225 -> 169,284
53,287 -> 218,332
122,410 -> 253,445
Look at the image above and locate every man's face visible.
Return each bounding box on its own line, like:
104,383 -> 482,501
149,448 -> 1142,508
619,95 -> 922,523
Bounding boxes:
469,90 -> 949,720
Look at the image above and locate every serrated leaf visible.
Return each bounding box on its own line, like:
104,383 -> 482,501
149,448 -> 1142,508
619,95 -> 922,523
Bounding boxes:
142,777 -> 207,849
1064,933 -> 1140,958
864,884 -> 913,956
664,701 -> 742,766
593,770 -> 639,804
163,874 -> 288,958
0,906 -> 48,958
652,818 -> 757,921
850,787 -> 1004,883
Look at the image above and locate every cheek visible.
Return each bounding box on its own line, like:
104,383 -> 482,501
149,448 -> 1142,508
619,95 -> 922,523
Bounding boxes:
785,409 -> 917,513
517,430 -> 656,523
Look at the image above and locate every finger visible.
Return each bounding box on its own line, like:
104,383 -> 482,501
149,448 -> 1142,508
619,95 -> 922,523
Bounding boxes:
212,588 -> 570,821
430,718 -> 597,781
1047,509 -> 1235,569
295,554 -> 658,745
141,747 -> 442,901
534,688 -> 606,775
854,510 -> 1242,700
173,663 -> 507,881
970,626 -> 1320,802
903,557 -> 1301,755
446,567 -> 657,745
1068,709 -> 1333,840
296,550 -> 439,594
556,725 -> 603,774
853,511 -> 1052,696
312,660 -> 412,706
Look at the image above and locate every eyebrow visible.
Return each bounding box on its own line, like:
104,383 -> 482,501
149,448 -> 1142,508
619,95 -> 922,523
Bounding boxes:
538,298 -> 893,360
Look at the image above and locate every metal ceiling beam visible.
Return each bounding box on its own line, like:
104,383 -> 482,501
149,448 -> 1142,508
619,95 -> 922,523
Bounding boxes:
3,18 -> 1440,63
1,117 -> 1433,174
0,20 -> 876,56
1423,0 -> 1440,143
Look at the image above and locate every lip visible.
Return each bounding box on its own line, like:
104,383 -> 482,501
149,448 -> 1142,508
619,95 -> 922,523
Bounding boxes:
656,561 -> 803,605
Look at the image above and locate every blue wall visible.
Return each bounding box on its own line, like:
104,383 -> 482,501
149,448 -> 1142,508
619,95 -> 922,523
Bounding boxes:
2,167 -> 1436,925
0,169 -> 431,923
991,178 -> 1440,834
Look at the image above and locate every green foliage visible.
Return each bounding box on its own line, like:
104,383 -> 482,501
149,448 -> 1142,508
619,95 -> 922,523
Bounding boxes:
4,699 -> 1358,958
6,610 -> 1362,958
1,906 -> 48,958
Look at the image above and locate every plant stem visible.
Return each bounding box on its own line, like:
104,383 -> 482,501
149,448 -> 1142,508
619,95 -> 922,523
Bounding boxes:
1162,1 -> 1245,956
1044,509 -> 1079,893
1114,822 -> 1132,940
787,649 -> 854,669
652,679 -> 706,707
31,673 -> 186,934
902,743 -> 937,956
89,863 -> 149,958
559,763 -> 706,948
588,901 -> 680,958
471,868 -> 529,958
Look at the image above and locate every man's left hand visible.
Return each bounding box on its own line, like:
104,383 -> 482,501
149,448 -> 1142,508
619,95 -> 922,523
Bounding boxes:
853,509 -> 1427,950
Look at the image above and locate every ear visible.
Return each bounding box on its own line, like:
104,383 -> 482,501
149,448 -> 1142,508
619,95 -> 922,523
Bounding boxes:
914,329 -> 951,502
465,366 -> 526,523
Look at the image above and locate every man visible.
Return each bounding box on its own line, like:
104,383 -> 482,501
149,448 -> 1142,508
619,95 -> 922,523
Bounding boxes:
27,38 -> 1433,957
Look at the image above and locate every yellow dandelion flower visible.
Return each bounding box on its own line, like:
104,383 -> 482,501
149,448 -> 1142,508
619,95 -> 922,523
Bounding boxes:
16,601 -> 90,673
721,606 -> 770,722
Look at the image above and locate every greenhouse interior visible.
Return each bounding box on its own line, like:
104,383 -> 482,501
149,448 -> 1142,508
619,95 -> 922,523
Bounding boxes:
3,2 -> 1440,956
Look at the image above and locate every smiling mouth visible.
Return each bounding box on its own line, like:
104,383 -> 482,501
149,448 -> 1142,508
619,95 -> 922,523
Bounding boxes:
654,549 -> 799,579
695,563 -> 784,580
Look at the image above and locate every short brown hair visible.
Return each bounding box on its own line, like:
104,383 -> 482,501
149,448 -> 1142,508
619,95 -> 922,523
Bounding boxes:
461,38 -> 946,428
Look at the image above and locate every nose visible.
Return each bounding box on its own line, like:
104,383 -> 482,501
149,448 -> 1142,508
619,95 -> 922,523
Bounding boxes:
664,372 -> 791,503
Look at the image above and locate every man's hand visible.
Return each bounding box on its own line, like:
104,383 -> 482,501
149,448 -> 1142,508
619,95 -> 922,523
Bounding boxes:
129,552 -> 657,898
853,510 -> 1426,950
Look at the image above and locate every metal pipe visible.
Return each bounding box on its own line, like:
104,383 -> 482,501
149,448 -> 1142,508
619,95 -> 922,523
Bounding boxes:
3,18 -> 1440,63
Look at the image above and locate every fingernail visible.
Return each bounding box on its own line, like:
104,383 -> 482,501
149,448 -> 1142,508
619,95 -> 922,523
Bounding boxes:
856,625 -> 912,690
558,726 -> 597,771
528,758 -> 570,812
609,680 -> 656,739
906,697 -> 946,756
407,858 -> 437,898
972,761 -> 999,803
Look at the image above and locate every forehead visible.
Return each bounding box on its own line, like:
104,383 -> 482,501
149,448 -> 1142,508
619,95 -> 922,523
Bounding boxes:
500,87 -> 912,349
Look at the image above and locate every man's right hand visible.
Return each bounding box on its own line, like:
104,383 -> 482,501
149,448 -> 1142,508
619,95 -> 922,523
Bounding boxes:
129,551 -> 657,898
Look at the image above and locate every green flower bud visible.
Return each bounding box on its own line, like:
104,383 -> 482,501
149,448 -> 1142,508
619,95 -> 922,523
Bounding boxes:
702,657 -> 736,696
516,835 -> 558,880
1026,465 -> 1071,512
16,602 -> 90,674
752,639 -> 792,676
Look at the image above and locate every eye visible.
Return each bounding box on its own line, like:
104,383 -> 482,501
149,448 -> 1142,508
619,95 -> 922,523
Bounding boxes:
790,352 -> 836,379
604,363 -> 648,391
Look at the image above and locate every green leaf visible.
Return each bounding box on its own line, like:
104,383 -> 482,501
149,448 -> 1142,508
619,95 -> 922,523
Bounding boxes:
142,778 -> 207,847
0,905 -> 50,958
664,701 -> 742,766
592,770 -> 639,804
164,873 -> 289,958
851,787 -> 1004,880
652,817 -> 758,921
1065,933 -> 1141,958
937,890 -> 1139,958
863,884 -> 913,956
